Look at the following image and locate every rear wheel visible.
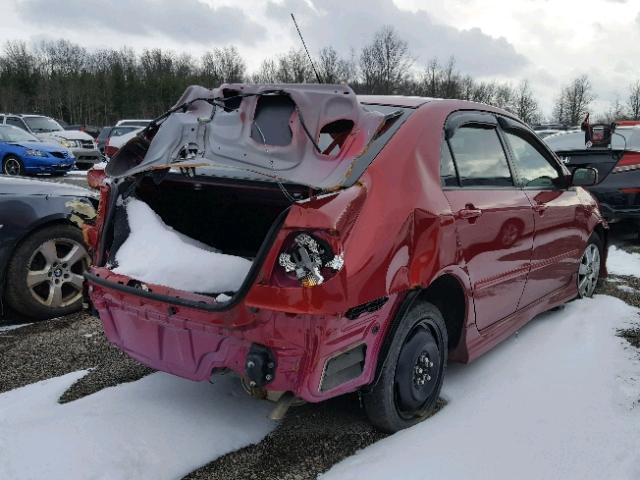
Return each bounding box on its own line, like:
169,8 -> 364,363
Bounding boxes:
577,233 -> 602,298
3,155 -> 24,176
5,224 -> 90,319
363,301 -> 448,433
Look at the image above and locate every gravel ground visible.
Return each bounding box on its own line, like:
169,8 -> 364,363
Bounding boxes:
0,222 -> 638,480
0,310 -> 152,401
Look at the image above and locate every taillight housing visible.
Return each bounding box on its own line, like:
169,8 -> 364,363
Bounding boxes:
277,232 -> 344,287
612,152 -> 640,173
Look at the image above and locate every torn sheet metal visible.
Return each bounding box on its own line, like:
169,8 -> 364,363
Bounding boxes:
106,84 -> 386,190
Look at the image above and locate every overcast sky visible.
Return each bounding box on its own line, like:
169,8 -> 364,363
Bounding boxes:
2,0 -> 639,117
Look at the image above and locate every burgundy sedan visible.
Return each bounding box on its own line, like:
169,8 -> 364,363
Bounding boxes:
84,84 -> 606,432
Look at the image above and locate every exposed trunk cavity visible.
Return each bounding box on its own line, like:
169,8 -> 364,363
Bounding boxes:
104,173 -> 299,296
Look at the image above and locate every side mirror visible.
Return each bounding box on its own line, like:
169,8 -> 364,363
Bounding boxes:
571,167 -> 598,187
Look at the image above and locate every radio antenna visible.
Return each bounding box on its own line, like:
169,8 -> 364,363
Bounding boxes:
290,13 -> 323,83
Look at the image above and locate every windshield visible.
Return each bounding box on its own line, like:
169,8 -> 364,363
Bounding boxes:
0,125 -> 41,142
23,116 -> 63,133
544,128 -> 640,152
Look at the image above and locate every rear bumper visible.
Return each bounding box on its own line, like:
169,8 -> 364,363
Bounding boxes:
87,269 -> 398,403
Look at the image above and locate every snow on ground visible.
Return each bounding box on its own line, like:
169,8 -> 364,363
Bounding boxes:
0,371 -> 276,480
322,295 -> 640,480
112,198 -> 251,293
608,245 -> 640,276
0,323 -> 32,333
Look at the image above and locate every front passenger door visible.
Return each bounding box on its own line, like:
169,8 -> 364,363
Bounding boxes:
500,124 -> 586,307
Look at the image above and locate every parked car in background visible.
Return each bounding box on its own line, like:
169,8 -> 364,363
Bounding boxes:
86,84 -> 607,433
0,125 -> 75,176
96,126 -> 141,154
0,176 -> 95,319
0,114 -> 101,169
115,119 -> 151,128
103,126 -> 143,158
545,125 -> 640,234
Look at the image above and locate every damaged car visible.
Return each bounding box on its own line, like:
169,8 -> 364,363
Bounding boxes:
84,84 -> 607,432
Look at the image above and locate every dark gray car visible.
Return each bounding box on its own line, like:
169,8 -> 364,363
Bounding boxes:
0,176 -> 96,319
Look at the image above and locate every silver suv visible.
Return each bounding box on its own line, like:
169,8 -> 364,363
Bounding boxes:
0,114 -> 101,169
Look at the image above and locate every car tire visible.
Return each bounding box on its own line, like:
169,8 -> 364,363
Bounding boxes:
3,155 -> 24,176
577,232 -> 603,298
5,224 -> 90,320
363,301 -> 448,433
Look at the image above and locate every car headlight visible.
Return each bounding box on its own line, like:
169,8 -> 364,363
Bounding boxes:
25,149 -> 46,157
278,233 -> 344,287
59,139 -> 78,148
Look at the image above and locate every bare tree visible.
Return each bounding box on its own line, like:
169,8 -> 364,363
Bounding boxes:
513,80 -> 540,124
553,75 -> 594,125
317,46 -> 354,84
627,80 -> 640,120
359,26 -> 412,94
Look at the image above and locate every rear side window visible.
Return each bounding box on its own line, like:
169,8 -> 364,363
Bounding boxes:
448,126 -> 513,187
504,132 -> 562,188
6,117 -> 27,131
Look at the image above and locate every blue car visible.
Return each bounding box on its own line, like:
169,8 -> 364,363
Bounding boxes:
0,125 -> 75,176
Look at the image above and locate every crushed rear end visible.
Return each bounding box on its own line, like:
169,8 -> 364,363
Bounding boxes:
84,84 -> 410,402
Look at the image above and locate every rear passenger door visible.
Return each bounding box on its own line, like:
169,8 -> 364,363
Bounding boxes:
442,112 -> 535,331
498,118 -> 585,307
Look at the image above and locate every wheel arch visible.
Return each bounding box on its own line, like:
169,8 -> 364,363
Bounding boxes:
368,268 -> 473,389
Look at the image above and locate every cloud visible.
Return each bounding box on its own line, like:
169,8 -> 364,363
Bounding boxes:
267,0 -> 528,76
17,0 -> 266,45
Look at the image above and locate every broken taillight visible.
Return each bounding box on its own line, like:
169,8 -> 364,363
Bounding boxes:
277,232 -> 344,287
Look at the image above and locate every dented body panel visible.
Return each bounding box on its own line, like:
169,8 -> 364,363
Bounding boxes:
87,90 -> 606,403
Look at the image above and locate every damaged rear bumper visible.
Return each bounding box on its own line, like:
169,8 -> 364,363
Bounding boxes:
86,269 -> 399,403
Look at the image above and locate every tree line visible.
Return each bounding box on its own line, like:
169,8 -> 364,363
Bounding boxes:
0,26 -> 636,128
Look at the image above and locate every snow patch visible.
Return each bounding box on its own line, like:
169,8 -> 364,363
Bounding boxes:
0,323 -> 33,333
322,295 -> 640,480
608,246 -> 640,277
112,198 -> 251,293
0,371 -> 275,480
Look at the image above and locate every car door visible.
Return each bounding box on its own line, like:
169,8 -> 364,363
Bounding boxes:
442,112 -> 535,331
498,117 -> 586,307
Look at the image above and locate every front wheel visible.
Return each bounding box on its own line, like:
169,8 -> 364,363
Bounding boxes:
577,233 -> 602,298
3,155 -> 24,176
363,301 -> 448,433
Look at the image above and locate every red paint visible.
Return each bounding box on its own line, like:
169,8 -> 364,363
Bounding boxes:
87,97 -> 606,404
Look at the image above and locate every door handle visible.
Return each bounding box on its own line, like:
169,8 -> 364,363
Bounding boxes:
533,204 -> 548,215
459,205 -> 483,220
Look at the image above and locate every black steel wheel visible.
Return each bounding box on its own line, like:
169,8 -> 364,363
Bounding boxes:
363,301 -> 448,433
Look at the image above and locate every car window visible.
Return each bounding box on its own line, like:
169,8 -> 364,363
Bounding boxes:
504,132 -> 562,188
6,117 -> 27,131
440,141 -> 458,187
0,115 -> 4,123
111,126 -> 138,137
22,116 -> 63,133
0,125 -> 40,142
448,126 -> 513,187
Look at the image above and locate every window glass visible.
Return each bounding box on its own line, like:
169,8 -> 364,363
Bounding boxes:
440,142 -> 458,186
505,132 -> 561,188
6,117 -> 27,131
448,126 -> 513,187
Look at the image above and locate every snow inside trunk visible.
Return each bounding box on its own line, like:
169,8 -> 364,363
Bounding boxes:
107,174 -> 295,295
